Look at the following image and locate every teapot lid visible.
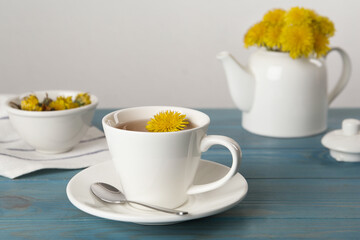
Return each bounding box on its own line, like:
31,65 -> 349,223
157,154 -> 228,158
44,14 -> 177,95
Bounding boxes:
321,119 -> 360,162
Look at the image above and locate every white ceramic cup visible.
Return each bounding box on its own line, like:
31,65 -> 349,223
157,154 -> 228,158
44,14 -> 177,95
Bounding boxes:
102,106 -> 242,209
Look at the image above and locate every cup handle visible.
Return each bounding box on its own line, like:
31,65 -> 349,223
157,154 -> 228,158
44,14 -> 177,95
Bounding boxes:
326,47 -> 351,105
187,135 -> 241,195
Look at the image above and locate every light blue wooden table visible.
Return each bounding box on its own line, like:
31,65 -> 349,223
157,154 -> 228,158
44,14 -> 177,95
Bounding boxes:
1,108 -> 360,239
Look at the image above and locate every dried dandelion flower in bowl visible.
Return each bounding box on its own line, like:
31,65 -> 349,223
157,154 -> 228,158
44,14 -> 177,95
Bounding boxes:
17,92 -> 92,111
5,90 -> 98,154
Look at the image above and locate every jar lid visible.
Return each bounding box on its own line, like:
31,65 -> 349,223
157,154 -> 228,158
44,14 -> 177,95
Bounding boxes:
321,119 -> 360,162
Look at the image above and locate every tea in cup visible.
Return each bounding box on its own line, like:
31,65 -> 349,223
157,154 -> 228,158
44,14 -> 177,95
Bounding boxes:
102,106 -> 242,209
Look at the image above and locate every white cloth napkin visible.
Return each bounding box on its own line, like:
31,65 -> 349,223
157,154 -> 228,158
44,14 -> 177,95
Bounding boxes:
0,95 -> 110,179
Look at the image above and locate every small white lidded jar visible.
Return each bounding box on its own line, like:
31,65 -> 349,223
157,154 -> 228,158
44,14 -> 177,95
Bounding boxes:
322,119 -> 360,162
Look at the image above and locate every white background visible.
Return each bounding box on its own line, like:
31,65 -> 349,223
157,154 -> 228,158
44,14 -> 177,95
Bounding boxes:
1,0 -> 359,108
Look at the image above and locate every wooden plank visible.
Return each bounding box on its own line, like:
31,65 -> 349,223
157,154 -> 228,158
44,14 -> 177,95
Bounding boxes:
1,179 -> 360,220
0,218 -> 360,239
204,148 -> 360,179
2,147 -> 360,181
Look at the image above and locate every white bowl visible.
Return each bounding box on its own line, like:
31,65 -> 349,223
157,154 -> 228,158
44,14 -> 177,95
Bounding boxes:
5,90 -> 99,154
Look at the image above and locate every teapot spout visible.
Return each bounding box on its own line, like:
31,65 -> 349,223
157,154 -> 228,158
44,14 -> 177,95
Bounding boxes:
217,51 -> 255,112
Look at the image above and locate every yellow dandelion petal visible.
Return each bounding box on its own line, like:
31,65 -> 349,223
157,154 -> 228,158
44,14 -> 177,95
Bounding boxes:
315,16 -> 335,37
49,96 -> 66,110
280,25 -> 314,59
146,110 -> 189,132
285,7 -> 313,26
262,9 -> 286,26
48,96 -> 77,110
313,32 -> 330,58
264,25 -> 283,49
305,9 -> 318,22
244,21 -> 267,48
64,96 -> 79,109
48,102 -> 64,110
75,93 -> 91,106
67,101 -> 80,109
21,95 -> 42,111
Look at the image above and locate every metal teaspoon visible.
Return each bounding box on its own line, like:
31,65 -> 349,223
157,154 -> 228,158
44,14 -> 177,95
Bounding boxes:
90,182 -> 188,216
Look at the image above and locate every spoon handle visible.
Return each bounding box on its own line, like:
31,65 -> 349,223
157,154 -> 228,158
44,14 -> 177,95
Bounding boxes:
92,182 -> 188,216
126,200 -> 188,216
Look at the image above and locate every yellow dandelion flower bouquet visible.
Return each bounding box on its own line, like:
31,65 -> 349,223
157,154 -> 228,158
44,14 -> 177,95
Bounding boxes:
217,6 -> 351,138
244,7 -> 335,58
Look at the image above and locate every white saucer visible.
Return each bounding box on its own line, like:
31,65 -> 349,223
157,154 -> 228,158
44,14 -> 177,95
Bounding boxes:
66,159 -> 248,225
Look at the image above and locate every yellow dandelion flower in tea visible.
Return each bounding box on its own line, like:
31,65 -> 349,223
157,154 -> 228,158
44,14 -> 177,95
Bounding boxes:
313,32 -> 330,58
280,25 -> 314,59
244,21 -> 267,48
21,95 -> 42,111
284,7 -> 313,26
262,9 -> 286,26
146,110 -> 189,132
75,93 -> 91,106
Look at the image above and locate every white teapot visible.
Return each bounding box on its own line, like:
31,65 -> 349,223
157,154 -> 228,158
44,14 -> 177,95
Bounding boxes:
217,47 -> 351,137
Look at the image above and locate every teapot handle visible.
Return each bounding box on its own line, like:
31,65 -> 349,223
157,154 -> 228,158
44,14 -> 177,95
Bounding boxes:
326,47 -> 351,105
